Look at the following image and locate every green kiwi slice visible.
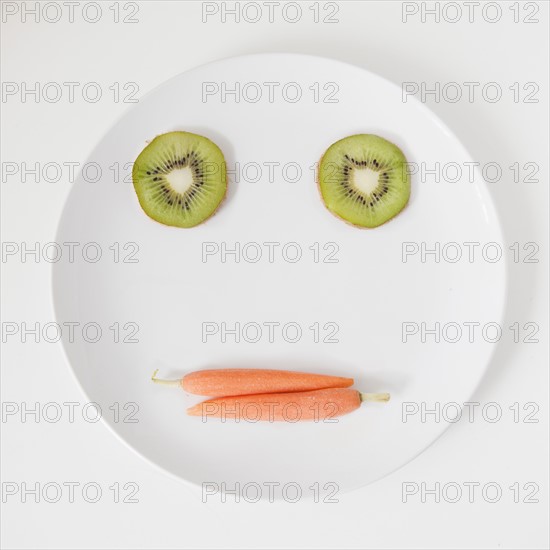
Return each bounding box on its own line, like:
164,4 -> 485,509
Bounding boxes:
318,134 -> 410,228
132,131 -> 227,228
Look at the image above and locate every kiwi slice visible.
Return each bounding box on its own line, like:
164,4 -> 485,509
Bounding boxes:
132,131 -> 227,228
318,134 -> 410,228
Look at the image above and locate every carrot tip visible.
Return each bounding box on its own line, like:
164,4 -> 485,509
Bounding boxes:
359,392 -> 390,403
186,405 -> 201,416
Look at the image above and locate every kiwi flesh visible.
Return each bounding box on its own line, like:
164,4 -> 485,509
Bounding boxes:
132,131 -> 227,228
318,134 -> 410,228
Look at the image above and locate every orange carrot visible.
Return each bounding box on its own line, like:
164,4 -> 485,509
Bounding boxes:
151,368 -> 354,397
186,388 -> 390,422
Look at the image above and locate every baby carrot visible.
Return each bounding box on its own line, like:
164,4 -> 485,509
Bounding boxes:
152,368 -> 354,397
186,388 -> 390,422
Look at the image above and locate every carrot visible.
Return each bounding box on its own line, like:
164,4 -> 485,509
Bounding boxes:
151,368 -> 354,397
186,388 -> 390,422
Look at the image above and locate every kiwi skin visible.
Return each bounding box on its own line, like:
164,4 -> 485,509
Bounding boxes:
132,131 -> 228,228
317,134 -> 410,229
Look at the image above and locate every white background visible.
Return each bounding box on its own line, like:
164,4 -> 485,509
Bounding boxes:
1,1 -> 548,549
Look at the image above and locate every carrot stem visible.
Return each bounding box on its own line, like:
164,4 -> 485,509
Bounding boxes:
359,392 -> 390,403
151,369 -> 181,388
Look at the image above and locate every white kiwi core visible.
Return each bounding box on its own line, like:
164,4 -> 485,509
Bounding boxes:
351,167 -> 380,195
166,167 -> 194,194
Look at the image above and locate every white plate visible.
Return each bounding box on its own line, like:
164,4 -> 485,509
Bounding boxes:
53,54 -> 506,494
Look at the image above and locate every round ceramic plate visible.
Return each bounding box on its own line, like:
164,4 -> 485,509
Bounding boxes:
53,54 -> 506,494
